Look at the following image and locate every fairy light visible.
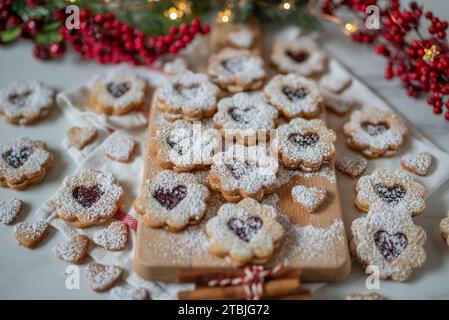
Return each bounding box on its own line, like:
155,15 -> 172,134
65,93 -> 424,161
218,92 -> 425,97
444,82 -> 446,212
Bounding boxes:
343,22 -> 358,36
164,7 -> 183,20
423,45 -> 440,63
280,1 -> 294,10
217,9 -> 232,24
176,0 -> 192,15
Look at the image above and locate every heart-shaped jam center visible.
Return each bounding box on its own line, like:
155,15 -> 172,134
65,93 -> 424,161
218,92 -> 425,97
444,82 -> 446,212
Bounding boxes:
8,91 -> 32,107
226,162 -> 256,180
222,59 -> 244,73
152,185 -> 187,210
174,84 -> 200,99
374,184 -> 406,204
2,147 -> 33,168
374,230 -> 408,262
107,82 -> 131,98
282,86 -> 308,102
227,217 -> 263,242
72,185 -> 104,208
361,122 -> 390,136
286,50 -> 310,63
289,132 -> 320,149
228,107 -> 253,124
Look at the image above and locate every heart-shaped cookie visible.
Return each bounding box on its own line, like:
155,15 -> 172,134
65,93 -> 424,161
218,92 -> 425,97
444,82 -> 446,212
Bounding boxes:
54,235 -> 90,264
103,137 -> 136,163
67,126 -> 97,150
92,221 -> 128,251
110,286 -> 149,300
85,263 -> 123,292
14,220 -> 48,249
335,154 -> 368,178
401,152 -> 433,176
291,185 -> 327,213
0,198 -> 23,225
374,230 -> 408,262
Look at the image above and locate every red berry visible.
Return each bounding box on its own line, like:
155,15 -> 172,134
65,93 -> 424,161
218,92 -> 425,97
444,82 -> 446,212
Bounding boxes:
445,112 -> 449,121
94,14 -> 104,23
189,25 -> 199,36
33,44 -> 50,60
425,11 -> 433,19
433,107 -> 442,114
182,34 -> 191,43
201,25 -> 210,34
179,23 -> 188,35
164,35 -> 174,45
191,18 -> 201,28
169,45 -> 178,54
169,26 -> 178,35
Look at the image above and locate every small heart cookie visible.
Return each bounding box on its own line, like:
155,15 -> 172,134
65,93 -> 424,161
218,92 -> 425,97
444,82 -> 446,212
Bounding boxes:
0,198 -> 23,225
335,154 -> 368,178
67,126 -> 97,150
291,185 -> 327,213
14,220 -> 49,249
103,137 -> 136,163
92,221 -> 128,251
439,215 -> 449,246
54,235 -> 90,264
321,88 -> 355,116
401,152 -> 433,176
110,286 -> 149,300
319,72 -> 352,94
85,263 -> 123,292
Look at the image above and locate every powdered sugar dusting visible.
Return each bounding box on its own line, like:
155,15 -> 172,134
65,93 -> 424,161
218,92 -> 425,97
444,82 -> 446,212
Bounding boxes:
401,152 -> 433,176
92,221 -> 128,251
103,136 -> 136,162
291,185 -> 327,212
0,198 -> 22,225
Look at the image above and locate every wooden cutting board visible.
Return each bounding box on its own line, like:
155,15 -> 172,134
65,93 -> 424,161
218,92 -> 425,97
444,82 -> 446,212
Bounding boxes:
134,21 -> 351,283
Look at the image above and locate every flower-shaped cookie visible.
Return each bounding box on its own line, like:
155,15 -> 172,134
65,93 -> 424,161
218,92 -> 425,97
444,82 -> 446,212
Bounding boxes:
351,210 -> 427,282
133,170 -> 209,232
206,198 -> 284,266
89,72 -> 147,115
150,120 -> 221,172
209,144 -> 278,202
54,169 -> 124,228
213,92 -> 278,145
271,40 -> 328,76
439,213 -> 449,246
156,72 -> 220,121
207,48 -> 266,93
273,118 -> 336,171
343,107 -> 408,158
0,137 -> 54,190
356,168 -> 425,216
0,80 -> 54,125
264,73 -> 323,119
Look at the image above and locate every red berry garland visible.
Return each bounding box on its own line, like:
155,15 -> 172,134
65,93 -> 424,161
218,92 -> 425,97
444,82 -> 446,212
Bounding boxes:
322,0 -> 449,121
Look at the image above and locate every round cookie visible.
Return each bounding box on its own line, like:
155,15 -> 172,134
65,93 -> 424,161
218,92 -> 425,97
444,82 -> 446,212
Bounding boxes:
271,40 -> 328,76
355,168 -> 425,216
207,48 -> 266,93
213,92 -> 278,145
89,72 -> 147,116
0,137 -> 54,190
273,118 -> 336,171
343,107 -> 408,158
157,72 -> 220,121
264,73 -> 323,119
208,144 -> 278,203
351,210 -> 427,282
133,170 -> 209,232
53,169 -> 124,228
206,198 -> 284,266
0,80 -> 54,125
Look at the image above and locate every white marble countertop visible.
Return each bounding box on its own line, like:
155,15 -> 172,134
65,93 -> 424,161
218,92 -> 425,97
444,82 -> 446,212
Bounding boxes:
1,0 -> 448,299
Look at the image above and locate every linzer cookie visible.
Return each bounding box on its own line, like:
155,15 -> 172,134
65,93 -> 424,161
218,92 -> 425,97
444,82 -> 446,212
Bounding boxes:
150,120 -> 221,172
356,168 -> 425,216
103,136 -> 136,163
207,48 -> 266,92
273,118 -> 336,171
343,107 -> 408,158
439,212 -> 449,246
54,235 -> 90,264
320,88 -> 355,116
156,72 -> 220,121
227,27 -> 254,49
53,169 -> 124,228
264,73 -> 323,120
213,92 -> 278,145
206,198 -> 284,266
209,144 -> 278,202
14,220 -> 49,249
0,198 -> 23,225
271,40 -> 328,76
133,170 -> 209,232
401,152 -> 433,176
335,154 -> 368,178
92,221 -> 128,251
291,185 -> 327,213
89,72 -> 147,116
351,210 -> 427,282
67,126 -> 97,150
0,137 -> 54,190
0,80 -> 53,125
85,262 -> 123,292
